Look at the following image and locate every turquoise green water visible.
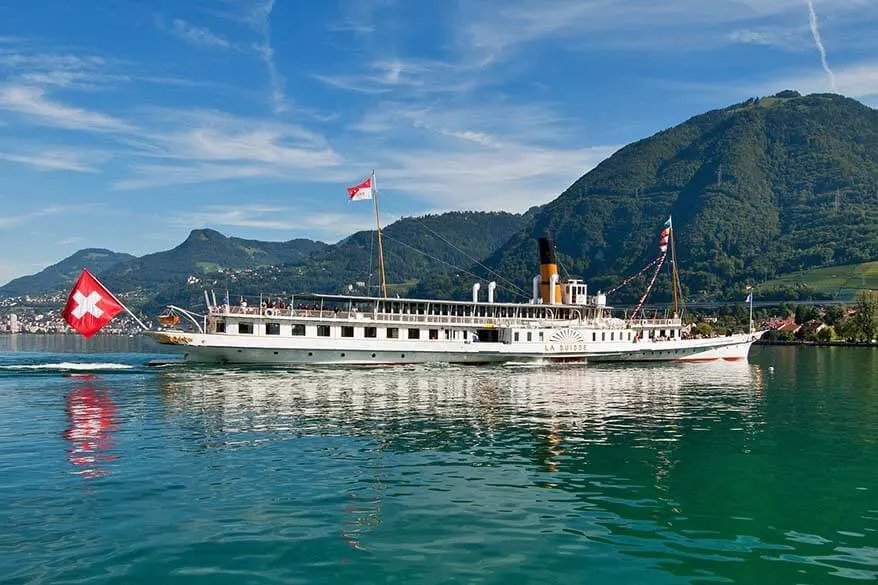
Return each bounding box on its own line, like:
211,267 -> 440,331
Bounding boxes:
1,337 -> 876,583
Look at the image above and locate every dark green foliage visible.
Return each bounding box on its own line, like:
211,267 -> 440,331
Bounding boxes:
486,93 -> 878,300
851,290 -> 878,341
0,249 -> 135,295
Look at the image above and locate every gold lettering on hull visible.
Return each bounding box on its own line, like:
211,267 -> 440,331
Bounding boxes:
544,343 -> 588,353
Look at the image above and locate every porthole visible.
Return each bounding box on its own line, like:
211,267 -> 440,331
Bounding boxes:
237,349 -> 243,353
341,353 -> 346,357
371,353 -> 376,358
308,352 -> 313,357
273,351 -> 279,355
401,354 -> 406,358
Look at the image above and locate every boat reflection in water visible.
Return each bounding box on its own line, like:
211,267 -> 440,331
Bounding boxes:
157,361 -> 764,443
155,362 -> 767,561
63,382 -> 118,479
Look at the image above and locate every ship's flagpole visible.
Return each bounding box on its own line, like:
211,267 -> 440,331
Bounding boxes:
372,170 -> 388,298
669,216 -> 681,317
747,285 -> 754,335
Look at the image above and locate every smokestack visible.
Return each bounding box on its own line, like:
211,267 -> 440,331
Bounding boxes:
472,283 -> 481,304
538,237 -> 562,305
488,281 -> 497,304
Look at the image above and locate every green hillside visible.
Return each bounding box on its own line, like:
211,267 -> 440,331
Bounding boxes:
486,91 -> 878,302
0,248 -> 135,296
763,261 -> 878,299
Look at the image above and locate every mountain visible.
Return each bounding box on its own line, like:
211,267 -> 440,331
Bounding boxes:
486,91 -> 878,301
0,248 -> 135,296
100,229 -> 327,291
220,211 -> 527,297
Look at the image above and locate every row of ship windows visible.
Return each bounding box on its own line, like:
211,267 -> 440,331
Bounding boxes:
214,322 -> 674,342
219,322 -> 464,340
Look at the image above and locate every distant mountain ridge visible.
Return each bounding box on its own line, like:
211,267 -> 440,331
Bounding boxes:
0,212 -> 527,305
99,229 -> 327,291
0,248 -> 135,296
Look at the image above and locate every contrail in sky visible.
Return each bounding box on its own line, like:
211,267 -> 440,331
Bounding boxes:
804,0 -> 837,91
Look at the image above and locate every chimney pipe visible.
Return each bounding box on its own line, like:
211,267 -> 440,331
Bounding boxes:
472,283 -> 481,304
488,281 -> 497,304
538,237 -> 562,304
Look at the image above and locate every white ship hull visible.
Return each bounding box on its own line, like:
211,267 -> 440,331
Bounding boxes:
150,330 -> 760,366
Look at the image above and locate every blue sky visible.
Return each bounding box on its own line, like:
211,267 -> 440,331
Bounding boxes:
1,0 -> 877,285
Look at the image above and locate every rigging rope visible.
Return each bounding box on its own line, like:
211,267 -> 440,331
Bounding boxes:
411,216 -> 531,298
607,255 -> 663,295
628,252 -> 667,324
379,232 -> 532,300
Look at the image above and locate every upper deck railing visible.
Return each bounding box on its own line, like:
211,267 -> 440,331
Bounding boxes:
207,304 -> 681,330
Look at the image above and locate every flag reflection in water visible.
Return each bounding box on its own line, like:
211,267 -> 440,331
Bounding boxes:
64,382 -> 118,479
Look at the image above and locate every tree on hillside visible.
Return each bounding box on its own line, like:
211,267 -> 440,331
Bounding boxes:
851,291 -> 878,342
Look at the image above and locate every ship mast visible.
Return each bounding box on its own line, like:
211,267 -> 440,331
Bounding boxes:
371,170 -> 388,298
669,216 -> 682,317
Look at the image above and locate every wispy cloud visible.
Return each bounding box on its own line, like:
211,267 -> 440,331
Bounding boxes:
169,204 -> 374,240
756,61 -> 878,98
0,85 -> 132,132
245,0 -> 287,113
0,204 -> 85,228
0,149 -> 104,172
157,17 -> 231,49
804,0 -> 837,91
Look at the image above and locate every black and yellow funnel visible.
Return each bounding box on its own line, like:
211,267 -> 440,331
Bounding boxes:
538,237 -> 562,304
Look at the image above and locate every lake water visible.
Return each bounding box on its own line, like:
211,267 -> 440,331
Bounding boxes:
1,335 -> 876,584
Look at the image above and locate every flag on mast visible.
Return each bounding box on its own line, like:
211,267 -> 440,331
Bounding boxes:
659,216 -> 672,253
62,269 -> 124,338
346,173 -> 375,201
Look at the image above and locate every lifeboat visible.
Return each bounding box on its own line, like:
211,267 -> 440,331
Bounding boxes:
157,310 -> 181,327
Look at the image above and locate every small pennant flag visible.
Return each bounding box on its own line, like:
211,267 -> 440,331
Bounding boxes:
745,292 -> 753,303
347,174 -> 374,201
659,217 -> 672,253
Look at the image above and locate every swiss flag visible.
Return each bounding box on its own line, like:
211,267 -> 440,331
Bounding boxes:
62,269 -> 124,338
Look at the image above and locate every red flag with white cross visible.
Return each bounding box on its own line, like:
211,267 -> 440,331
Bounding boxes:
62,269 -> 124,338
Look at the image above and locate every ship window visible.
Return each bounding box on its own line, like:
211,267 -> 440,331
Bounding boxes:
365,327 -> 377,338
429,329 -> 439,340
292,324 -> 305,336
341,326 -> 354,338
527,332 -> 532,342
670,330 -> 676,338
216,321 -> 226,333
463,331 -> 468,340
238,322 -> 253,334
514,332 -> 520,342
611,332 -> 614,341
317,325 -> 331,337
601,332 -> 606,341
387,327 -> 399,339
266,323 -> 281,335
592,332 -> 596,342
539,332 -> 544,341
408,329 -> 420,340
628,332 -> 632,341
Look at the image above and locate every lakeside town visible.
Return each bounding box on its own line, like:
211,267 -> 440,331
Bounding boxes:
0,293 -> 148,336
